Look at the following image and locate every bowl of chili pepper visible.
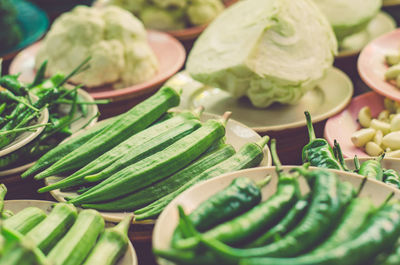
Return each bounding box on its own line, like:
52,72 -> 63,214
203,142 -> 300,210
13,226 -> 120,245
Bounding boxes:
0,92 -> 49,158
153,163 -> 400,265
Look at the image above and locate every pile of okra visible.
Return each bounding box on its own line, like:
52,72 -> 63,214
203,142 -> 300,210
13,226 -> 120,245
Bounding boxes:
0,184 -> 131,265
154,139 -> 400,265
24,85 -> 269,220
0,59 -> 97,171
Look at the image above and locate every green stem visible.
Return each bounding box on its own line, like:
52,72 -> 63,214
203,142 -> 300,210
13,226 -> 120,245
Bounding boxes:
0,123 -> 51,135
256,175 -> 272,189
354,155 -> 361,172
356,176 -> 368,197
54,99 -> 110,105
112,214 -> 133,235
270,138 -> 283,174
256,136 -> 270,150
56,57 -> 91,87
304,111 -> 316,142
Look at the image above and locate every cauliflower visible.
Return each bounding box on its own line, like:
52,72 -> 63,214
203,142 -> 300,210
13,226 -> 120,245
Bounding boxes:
187,0 -> 224,26
35,5 -> 159,88
99,0 -> 145,14
140,6 -> 185,31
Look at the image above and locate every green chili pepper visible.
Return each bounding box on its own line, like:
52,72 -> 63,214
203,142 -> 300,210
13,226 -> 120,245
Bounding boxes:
245,194 -> 310,248
383,169 -> 400,189
358,154 -> 384,181
0,184 -> 7,213
240,202 -> 400,265
0,88 -> 38,111
0,75 -> 25,96
173,139 -> 300,251
302,111 -> 342,170
29,60 -> 47,89
0,103 -> 6,116
353,155 -> 361,173
333,140 -> 350,172
187,167 -> 344,263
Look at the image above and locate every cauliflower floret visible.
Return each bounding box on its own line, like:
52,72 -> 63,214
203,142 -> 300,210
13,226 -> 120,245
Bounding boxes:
187,0 -> 224,26
152,0 -> 186,9
140,6 -> 185,31
100,0 -> 145,14
35,5 -> 158,88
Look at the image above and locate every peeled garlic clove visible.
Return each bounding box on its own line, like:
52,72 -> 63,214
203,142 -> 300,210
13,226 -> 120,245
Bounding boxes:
386,52 -> 400,66
351,128 -> 376,147
391,114 -> 400,132
373,130 -> 383,146
365,141 -> 384,157
385,64 -> 400,80
382,131 -> 400,150
386,150 -> 400,158
358,106 -> 372,128
370,119 -> 391,135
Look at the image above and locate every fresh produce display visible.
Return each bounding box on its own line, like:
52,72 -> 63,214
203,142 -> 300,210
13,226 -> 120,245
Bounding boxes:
25,85 -> 269,220
154,139 -> 400,265
351,98 -> 400,157
0,186 -> 132,265
385,50 -> 400,89
35,5 -> 158,89
312,0 -> 382,41
96,0 -> 225,31
186,0 -> 337,108
304,111 -> 400,189
0,0 -> 22,50
0,59 -> 98,171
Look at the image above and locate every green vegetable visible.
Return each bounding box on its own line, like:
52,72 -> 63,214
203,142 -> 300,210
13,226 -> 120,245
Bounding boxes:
69,116 -> 226,205
358,155 -> 384,181
383,169 -> 400,189
38,113 -> 201,192
4,207 -> 46,235
22,116 -> 118,178
47,209 -> 105,265
186,0 -> 337,108
134,136 -> 269,220
81,143 -> 236,211
172,138 -> 298,251
240,202 -> 400,265
192,167 -> 344,262
25,203 -> 78,254
246,195 -> 310,248
33,86 -> 180,179
302,111 -> 342,170
0,184 -> 7,213
82,214 -> 133,265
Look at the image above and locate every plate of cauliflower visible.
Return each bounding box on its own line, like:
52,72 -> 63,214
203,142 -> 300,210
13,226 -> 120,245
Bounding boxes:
94,0 -> 237,41
9,5 -> 186,101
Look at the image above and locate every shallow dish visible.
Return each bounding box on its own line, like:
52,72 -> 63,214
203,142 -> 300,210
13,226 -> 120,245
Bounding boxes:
0,0 -> 49,59
324,91 -> 384,158
0,88 -> 98,177
358,28 -> 400,101
0,95 -> 49,158
153,166 -> 400,265
337,11 -> 396,58
344,157 -> 400,172
167,68 -> 353,133
3,199 -> 138,265
45,112 -> 272,224
9,31 -> 186,101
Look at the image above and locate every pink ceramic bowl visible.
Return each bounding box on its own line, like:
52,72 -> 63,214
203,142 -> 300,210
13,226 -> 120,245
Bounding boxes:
324,91 -> 385,158
358,28 -> 400,101
9,31 -> 186,101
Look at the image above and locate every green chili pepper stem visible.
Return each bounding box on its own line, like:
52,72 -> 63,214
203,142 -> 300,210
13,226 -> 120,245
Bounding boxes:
354,155 -> 361,172
304,111 -> 316,142
59,84 -> 83,99
378,153 -> 385,162
192,106 -> 205,118
381,192 -> 395,209
56,57 -> 91,87
177,205 -> 199,238
270,139 -> 283,174
256,175 -> 272,189
356,176 -> 368,197
333,140 -> 350,172
29,60 -> 47,89
79,112 -> 100,130
220,111 -> 232,126
0,123 -> 51,135
0,90 -> 39,111
0,103 -> 6,116
112,213 -> 133,235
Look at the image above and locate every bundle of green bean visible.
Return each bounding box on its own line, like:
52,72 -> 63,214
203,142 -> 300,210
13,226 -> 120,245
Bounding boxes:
26,84 -> 269,220
0,59 -> 102,171
0,186 -> 132,265
303,111 -> 400,189
154,139 -> 400,265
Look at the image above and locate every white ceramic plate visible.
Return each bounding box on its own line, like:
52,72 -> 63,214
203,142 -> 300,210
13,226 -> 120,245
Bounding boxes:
0,89 -> 98,177
0,94 -> 49,157
153,166 -> 400,265
338,12 -> 396,58
45,112 -> 272,224
166,68 -> 353,133
3,200 -> 138,265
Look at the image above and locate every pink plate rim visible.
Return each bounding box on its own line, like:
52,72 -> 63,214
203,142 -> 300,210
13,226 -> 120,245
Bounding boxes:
358,28 -> 400,101
9,30 -> 186,101
324,91 -> 385,158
